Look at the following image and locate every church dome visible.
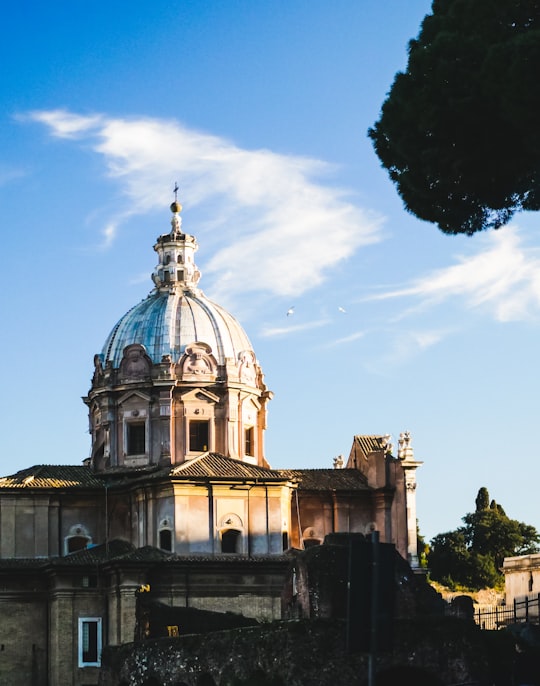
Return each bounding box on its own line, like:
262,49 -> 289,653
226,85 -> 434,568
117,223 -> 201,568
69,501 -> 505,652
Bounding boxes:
99,200 -> 253,369
102,289 -> 253,368
87,196 -> 270,472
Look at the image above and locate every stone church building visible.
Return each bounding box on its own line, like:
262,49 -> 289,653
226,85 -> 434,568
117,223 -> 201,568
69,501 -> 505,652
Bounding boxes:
0,199 -> 422,686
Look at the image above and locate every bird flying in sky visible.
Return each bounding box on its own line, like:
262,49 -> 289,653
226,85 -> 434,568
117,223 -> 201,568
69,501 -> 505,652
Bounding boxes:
286,306 -> 295,316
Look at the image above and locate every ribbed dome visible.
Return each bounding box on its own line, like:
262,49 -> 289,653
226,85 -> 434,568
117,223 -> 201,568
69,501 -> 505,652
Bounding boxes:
99,200 -> 255,369
102,289 -> 253,368
87,199 -> 270,473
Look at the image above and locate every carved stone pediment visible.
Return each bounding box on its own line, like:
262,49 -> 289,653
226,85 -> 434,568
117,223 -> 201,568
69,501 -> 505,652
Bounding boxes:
220,513 -> 243,530
118,390 -> 151,406
179,387 -> 220,407
92,354 -> 104,385
238,350 -> 257,386
119,344 -> 152,381
177,342 -> 217,381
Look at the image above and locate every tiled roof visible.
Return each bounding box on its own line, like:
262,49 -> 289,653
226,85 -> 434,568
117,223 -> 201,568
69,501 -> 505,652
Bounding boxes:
352,435 -> 389,457
277,468 -> 369,491
51,539 -> 135,565
91,465 -> 170,487
0,456 -> 370,493
0,455 -> 288,491
116,547 -> 289,564
108,545 -> 173,563
0,465 -> 104,489
0,542 -> 290,570
0,558 -> 49,570
171,453 -> 290,481
162,553 -> 290,564
0,541 -> 157,568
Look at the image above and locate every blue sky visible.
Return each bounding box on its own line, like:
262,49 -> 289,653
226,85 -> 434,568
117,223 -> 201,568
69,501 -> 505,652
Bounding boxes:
1,0 -> 539,543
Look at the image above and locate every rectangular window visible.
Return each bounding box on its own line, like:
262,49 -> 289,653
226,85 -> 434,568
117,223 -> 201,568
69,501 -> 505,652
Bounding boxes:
127,422 -> 145,455
189,420 -> 209,452
81,574 -> 98,588
245,427 -> 254,456
282,532 -> 289,552
78,618 -> 102,667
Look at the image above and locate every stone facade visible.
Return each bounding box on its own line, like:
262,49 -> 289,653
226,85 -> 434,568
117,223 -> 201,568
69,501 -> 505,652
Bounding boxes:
503,552 -> 540,607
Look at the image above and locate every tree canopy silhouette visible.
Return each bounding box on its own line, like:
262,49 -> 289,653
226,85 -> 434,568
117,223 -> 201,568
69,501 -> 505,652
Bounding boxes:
428,487 -> 540,589
368,0 -> 540,235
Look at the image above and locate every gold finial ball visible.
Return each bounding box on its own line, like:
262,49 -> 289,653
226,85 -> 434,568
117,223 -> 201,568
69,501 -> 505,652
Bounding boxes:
170,201 -> 182,214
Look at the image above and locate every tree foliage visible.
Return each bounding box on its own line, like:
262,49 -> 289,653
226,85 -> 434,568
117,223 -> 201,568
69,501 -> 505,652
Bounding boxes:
368,0 -> 540,235
475,487 -> 490,512
428,487 -> 540,589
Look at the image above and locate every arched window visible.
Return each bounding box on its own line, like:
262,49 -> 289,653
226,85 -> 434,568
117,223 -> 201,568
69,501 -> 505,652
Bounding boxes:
68,536 -> 90,553
303,538 -> 321,549
221,529 -> 241,554
65,525 -> 92,555
302,527 -> 321,549
159,529 -> 172,552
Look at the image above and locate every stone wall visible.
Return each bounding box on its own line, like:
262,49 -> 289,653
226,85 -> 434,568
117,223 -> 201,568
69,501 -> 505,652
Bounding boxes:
0,594 -> 47,686
98,617 -> 516,686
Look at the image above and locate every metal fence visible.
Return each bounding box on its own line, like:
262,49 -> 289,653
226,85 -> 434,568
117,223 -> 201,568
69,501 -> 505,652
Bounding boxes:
474,594 -> 540,630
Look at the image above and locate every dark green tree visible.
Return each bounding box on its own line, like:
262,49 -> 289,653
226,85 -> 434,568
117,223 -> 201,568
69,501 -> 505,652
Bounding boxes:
417,520 -> 429,568
475,487 -> 490,512
368,0 -> 540,235
462,508 -> 528,569
428,487 -> 540,589
428,529 -> 471,588
467,552 -> 501,589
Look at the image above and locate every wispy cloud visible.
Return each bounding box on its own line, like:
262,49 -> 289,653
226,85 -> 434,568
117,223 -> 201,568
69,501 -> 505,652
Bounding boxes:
369,226 -> 540,322
260,319 -> 329,338
24,110 -> 103,139
27,109 -> 384,300
0,164 -> 27,186
364,327 -> 451,375
320,331 -> 366,348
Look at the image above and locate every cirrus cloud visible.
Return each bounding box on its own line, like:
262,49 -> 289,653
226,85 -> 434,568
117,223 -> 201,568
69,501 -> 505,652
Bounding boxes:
26,109 -> 383,300
369,226 -> 540,323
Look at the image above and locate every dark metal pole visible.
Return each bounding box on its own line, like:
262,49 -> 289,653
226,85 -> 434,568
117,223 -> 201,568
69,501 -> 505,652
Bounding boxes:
368,530 -> 380,686
346,537 -> 352,653
247,486 -> 251,558
104,483 -> 109,556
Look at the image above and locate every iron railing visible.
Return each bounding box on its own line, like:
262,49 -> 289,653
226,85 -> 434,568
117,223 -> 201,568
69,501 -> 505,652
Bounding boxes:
473,594 -> 540,630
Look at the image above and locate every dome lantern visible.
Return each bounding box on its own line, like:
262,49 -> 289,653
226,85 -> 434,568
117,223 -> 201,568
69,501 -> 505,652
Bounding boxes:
151,197 -> 201,292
